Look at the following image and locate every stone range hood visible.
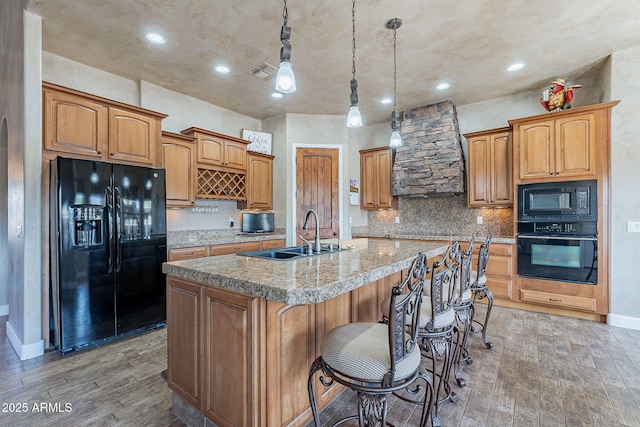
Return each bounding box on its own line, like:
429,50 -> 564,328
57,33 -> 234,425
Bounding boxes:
392,100 -> 465,197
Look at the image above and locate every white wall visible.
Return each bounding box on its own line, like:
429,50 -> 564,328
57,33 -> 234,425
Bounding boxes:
608,46 -> 640,327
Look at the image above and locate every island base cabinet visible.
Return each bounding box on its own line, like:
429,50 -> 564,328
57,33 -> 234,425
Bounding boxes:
167,277 -> 381,427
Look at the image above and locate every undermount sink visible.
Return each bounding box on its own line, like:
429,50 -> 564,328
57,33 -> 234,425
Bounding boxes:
237,245 -> 342,261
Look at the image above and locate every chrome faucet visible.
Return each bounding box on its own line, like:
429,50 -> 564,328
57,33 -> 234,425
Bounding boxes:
302,209 -> 322,253
328,218 -> 342,250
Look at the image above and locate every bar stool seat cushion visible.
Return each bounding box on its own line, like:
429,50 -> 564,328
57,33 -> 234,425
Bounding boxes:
443,281 -> 472,303
321,322 -> 421,382
470,271 -> 487,287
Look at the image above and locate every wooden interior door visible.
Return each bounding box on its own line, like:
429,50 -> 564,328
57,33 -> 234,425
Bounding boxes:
295,148 -> 339,244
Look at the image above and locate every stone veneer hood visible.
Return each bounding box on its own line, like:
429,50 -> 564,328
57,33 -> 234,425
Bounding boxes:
392,100 -> 465,196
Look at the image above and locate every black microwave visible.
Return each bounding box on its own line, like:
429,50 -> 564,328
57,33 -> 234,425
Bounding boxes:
518,179 -> 597,222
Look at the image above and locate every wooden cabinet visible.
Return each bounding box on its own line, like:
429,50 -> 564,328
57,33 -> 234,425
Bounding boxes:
167,277 -> 202,410
182,127 -> 249,171
168,246 -> 209,261
42,82 -> 166,166
162,131 -> 197,207
509,104 -> 618,182
360,147 -> 397,210
465,127 -> 512,206
261,239 -> 285,250
208,241 -> 261,256
237,152 -> 274,210
482,243 -> 513,299
510,101 -> 619,316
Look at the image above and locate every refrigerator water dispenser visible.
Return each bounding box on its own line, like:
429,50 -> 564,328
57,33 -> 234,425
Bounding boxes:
71,205 -> 103,247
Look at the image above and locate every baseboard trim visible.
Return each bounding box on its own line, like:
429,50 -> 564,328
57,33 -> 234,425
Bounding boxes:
0,305 -> 8,316
6,321 -> 45,360
607,313 -> 640,331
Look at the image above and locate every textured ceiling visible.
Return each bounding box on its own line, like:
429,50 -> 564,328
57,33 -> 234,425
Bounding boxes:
27,0 -> 640,125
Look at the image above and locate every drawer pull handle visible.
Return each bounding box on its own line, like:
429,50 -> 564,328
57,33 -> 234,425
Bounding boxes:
184,252 -> 194,255
549,298 -> 563,302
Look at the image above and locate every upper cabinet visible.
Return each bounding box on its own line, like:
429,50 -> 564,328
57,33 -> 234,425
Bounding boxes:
42,82 -> 166,166
237,151 -> 274,210
162,131 -> 197,208
465,127 -> 513,207
510,103 -> 619,183
182,127 -> 249,172
360,147 -> 397,210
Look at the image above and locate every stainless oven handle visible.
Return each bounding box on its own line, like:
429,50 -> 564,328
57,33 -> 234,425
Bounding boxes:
517,235 -> 597,241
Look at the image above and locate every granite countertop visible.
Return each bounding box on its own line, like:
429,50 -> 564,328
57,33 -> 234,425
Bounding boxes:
168,228 -> 287,249
351,232 -> 516,245
163,239 -> 448,305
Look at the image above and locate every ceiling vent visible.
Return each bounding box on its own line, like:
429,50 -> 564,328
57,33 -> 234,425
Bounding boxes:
247,62 -> 278,81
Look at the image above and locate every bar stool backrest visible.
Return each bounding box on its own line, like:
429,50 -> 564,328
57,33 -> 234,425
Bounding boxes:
456,237 -> 475,304
425,241 -> 460,331
476,233 -> 493,279
385,252 -> 428,386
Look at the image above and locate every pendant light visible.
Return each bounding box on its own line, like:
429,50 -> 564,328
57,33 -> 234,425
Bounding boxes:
346,0 -> 362,128
275,0 -> 297,93
387,18 -> 402,147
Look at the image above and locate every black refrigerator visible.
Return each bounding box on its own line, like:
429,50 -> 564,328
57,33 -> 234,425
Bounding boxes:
50,156 -> 167,354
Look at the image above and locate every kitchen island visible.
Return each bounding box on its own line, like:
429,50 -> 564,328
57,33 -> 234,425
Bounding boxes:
162,239 -> 448,427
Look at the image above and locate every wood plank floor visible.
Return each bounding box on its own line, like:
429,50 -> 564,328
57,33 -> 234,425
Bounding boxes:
2,303 -> 640,426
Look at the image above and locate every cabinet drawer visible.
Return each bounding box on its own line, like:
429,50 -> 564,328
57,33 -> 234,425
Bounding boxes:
209,241 -> 261,256
490,244 -> 512,257
520,289 -> 596,312
168,246 -> 209,261
485,277 -> 511,299
486,255 -> 513,277
261,239 -> 285,250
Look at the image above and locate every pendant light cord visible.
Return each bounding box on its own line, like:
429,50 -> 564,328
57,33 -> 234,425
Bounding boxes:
351,0 -> 356,80
283,0 -> 288,26
392,24 -> 398,130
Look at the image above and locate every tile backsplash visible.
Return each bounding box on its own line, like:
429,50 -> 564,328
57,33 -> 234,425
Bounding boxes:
355,194 -> 513,237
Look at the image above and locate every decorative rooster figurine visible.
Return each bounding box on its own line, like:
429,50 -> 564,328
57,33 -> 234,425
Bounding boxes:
540,78 -> 582,112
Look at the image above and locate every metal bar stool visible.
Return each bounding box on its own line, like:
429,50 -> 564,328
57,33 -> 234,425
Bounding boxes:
416,241 -> 460,427
470,233 -> 494,349
308,252 -> 434,427
449,237 -> 475,388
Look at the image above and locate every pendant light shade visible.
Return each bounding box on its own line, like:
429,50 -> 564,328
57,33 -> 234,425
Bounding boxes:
387,18 -> 402,147
389,130 -> 402,148
347,105 -> 362,128
346,0 -> 362,127
276,0 -> 296,94
275,61 -> 296,93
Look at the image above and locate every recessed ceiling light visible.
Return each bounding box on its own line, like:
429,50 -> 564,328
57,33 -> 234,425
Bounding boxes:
436,83 -> 450,90
380,98 -> 393,104
214,65 -> 230,74
146,33 -> 165,44
271,92 -> 284,99
507,62 -> 524,72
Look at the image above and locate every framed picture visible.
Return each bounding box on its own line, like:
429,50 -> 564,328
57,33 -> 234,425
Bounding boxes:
241,129 -> 272,155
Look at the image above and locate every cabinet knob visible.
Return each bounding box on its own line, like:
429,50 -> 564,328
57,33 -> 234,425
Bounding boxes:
97,150 -> 102,154
111,152 -> 115,156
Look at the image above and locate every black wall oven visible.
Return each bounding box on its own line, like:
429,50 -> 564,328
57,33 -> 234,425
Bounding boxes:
517,233 -> 597,284
517,179 -> 598,285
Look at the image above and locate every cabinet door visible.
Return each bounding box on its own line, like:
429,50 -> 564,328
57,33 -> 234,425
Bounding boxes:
360,151 -> 379,209
167,278 -> 202,410
490,132 -> 512,205
197,134 -> 225,166
224,140 -> 248,170
467,136 -> 490,206
43,88 -> 108,158
202,286 -> 258,427
108,107 -> 158,165
518,120 -> 555,180
163,137 -> 196,207
244,153 -> 273,209
376,150 -> 395,209
555,113 -> 596,178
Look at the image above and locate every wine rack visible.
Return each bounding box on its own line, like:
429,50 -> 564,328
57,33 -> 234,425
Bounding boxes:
197,168 -> 246,200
